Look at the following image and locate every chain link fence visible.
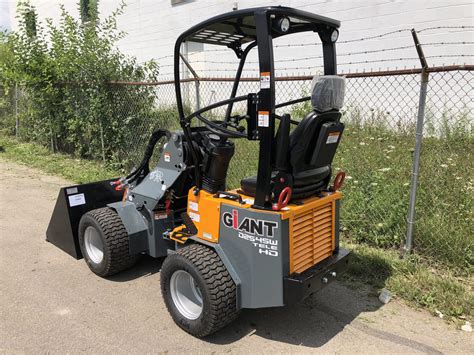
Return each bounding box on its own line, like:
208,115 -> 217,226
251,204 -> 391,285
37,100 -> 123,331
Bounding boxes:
2,66 -> 472,272
416,70 -> 473,270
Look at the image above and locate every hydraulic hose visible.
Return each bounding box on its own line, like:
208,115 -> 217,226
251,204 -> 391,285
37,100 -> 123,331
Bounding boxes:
126,129 -> 171,184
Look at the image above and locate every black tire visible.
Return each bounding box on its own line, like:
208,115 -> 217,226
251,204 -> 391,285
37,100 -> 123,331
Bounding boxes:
79,207 -> 138,277
160,244 -> 240,337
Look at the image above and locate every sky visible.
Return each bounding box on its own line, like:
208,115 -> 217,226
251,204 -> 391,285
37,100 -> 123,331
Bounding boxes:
0,0 -> 11,31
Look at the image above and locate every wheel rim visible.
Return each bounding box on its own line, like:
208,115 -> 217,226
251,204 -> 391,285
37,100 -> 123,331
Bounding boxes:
170,270 -> 203,320
84,226 -> 104,264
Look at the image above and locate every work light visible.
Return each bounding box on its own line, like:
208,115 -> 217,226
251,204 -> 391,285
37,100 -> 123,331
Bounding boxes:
277,17 -> 291,33
331,29 -> 339,42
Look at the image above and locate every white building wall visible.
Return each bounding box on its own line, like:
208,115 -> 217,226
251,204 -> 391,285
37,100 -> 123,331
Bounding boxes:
7,0 -> 474,77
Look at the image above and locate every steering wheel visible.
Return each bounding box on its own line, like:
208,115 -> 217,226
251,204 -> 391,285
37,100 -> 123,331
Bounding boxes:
196,113 -> 248,139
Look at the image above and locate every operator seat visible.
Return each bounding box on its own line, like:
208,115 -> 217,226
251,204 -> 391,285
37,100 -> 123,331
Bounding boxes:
240,75 -> 346,200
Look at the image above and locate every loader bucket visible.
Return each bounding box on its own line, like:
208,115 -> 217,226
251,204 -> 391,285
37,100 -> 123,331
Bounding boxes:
46,179 -> 123,259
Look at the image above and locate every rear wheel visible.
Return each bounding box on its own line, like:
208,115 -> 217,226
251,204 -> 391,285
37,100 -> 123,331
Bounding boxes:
79,207 -> 138,277
160,244 -> 239,337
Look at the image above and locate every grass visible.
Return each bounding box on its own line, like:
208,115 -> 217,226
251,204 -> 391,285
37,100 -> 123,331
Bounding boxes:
344,242 -> 473,323
225,119 -> 473,272
338,127 -> 472,272
0,134 -> 472,325
5,100 -> 471,270
0,135 -> 120,183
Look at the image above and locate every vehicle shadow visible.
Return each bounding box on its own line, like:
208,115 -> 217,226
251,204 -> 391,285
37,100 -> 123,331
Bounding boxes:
205,282 -> 380,347
206,252 -> 393,348
106,247 -> 397,349
107,255 -> 164,282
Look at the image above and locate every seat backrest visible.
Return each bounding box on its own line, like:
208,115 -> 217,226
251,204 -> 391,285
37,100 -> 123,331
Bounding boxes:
288,75 -> 346,173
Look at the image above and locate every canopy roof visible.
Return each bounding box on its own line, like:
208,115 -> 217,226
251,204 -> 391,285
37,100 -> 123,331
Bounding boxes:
180,6 -> 340,47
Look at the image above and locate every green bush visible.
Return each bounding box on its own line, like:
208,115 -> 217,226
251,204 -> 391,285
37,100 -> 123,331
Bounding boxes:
0,0 -> 160,162
0,31 -> 16,135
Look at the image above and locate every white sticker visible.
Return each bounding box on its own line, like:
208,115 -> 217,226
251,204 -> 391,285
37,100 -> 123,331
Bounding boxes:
260,72 -> 270,89
68,193 -> 86,207
66,187 -> 78,195
258,111 -> 269,127
243,198 -> 254,205
326,133 -> 340,144
161,184 -> 167,191
189,212 -> 200,223
154,211 -> 168,220
203,232 -> 213,240
189,201 -> 199,212
164,153 -> 171,162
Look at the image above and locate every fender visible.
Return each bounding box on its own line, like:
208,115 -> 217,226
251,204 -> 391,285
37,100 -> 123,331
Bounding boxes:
186,237 -> 243,310
108,201 -> 149,255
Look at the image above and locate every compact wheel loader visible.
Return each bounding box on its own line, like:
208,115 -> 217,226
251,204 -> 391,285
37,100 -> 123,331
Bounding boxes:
47,6 -> 350,337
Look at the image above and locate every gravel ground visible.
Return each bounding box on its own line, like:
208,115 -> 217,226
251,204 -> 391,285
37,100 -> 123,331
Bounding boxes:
1,158 -> 472,354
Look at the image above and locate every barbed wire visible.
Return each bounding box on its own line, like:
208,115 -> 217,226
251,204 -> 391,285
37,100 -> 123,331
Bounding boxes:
148,26 -> 473,63
166,54 -> 472,74
424,41 -> 474,46
338,29 -> 412,43
426,54 -> 472,59
181,28 -> 415,54
158,42 -> 472,67
417,25 -> 474,33
184,41 -> 472,60
339,54 -> 472,67
182,46 -> 416,64
149,25 -> 473,75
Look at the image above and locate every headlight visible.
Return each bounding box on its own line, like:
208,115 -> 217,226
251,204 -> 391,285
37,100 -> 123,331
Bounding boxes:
331,29 -> 339,42
279,17 -> 290,33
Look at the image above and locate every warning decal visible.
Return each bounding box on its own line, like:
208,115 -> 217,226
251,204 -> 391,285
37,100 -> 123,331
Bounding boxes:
189,212 -> 200,223
326,132 -> 340,144
68,193 -> 86,207
260,72 -> 270,89
66,187 -> 78,195
258,111 -> 270,127
189,201 -> 199,212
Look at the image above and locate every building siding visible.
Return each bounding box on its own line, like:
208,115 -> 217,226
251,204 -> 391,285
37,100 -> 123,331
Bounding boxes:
7,0 -> 473,77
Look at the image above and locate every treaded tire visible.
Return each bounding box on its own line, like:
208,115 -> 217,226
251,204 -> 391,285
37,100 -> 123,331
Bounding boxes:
160,244 -> 240,337
79,207 -> 138,277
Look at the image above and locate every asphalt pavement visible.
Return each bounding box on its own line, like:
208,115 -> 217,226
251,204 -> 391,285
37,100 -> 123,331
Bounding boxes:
1,158 -> 472,353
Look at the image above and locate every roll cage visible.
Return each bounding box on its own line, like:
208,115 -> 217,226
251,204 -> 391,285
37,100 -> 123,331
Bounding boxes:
174,6 -> 340,209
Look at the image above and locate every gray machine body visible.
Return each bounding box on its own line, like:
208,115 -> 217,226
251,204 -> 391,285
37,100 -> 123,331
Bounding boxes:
216,204 -> 289,308
108,132 -> 186,258
102,132 -> 340,310
105,127 -> 293,309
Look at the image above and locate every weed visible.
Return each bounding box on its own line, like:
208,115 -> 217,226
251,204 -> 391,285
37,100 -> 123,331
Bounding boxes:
344,243 -> 473,322
0,135 -> 119,183
1,135 -> 472,323
225,120 -> 473,271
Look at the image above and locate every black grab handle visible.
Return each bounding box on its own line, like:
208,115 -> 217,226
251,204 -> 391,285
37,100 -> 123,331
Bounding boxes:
214,191 -> 244,204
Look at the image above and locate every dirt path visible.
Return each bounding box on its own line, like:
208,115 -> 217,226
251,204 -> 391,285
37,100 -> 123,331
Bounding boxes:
0,158 -> 472,354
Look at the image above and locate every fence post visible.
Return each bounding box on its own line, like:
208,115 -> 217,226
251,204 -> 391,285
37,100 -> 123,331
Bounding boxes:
195,80 -> 201,110
179,53 -> 200,110
14,82 -> 19,139
405,29 -> 429,254
50,126 -> 55,152
99,119 -> 106,164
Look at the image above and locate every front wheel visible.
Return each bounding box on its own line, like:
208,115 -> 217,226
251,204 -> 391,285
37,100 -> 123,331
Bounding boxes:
78,207 -> 138,277
160,244 -> 240,337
